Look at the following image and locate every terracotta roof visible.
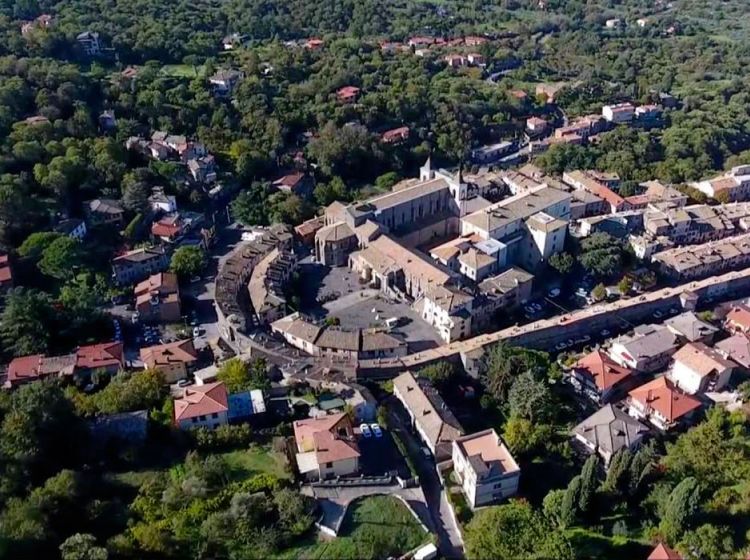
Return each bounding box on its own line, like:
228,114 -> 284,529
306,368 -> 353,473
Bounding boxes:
140,339 -> 198,368
629,377 -> 701,423
293,412 -> 350,451
316,222 -> 355,243
174,382 -> 229,421
272,172 -> 305,190
381,126 -> 410,143
76,342 -> 124,370
725,305 -> 750,331
673,342 -> 735,377
151,220 -> 182,238
574,350 -> 633,391
312,429 -> 360,463
135,272 -> 179,297
0,254 -> 11,284
337,86 -> 360,99
7,354 -> 46,384
648,542 -> 682,560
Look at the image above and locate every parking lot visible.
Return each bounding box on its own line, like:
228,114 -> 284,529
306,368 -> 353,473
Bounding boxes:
358,429 -> 411,479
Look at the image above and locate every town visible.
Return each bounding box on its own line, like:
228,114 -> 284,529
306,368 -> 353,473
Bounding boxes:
1,1 -> 750,559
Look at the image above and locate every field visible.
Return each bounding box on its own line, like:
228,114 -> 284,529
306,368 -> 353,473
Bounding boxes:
220,446 -> 291,481
280,495 -> 429,560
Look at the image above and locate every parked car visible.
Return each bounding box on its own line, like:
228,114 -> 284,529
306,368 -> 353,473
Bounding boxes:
360,424 -> 372,438
370,423 -> 383,438
548,288 -> 561,298
193,326 -> 202,337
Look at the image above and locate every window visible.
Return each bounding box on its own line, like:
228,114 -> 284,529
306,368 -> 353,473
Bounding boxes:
199,415 -> 206,421
325,462 -> 333,468
211,413 -> 219,419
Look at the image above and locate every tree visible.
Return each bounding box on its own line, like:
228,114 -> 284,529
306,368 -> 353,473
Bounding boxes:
39,236 -> 84,280
542,489 -> 567,528
170,246 -> 205,279
0,288 -> 55,356
659,477 -> 701,544
503,415 -> 551,456
464,501 -> 573,560
578,233 -> 623,278
18,231 -> 62,261
677,523 -> 733,560
418,362 -> 456,389
617,276 -> 633,295
216,358 -> 269,393
549,252 -> 574,276
121,169 -> 151,213
591,283 -> 607,302
314,176 -> 348,206
507,371 -> 553,423
59,534 -> 108,560
560,475 -> 581,528
231,183 -> 269,226
483,344 -> 552,402
602,449 -> 632,495
578,455 -> 599,514
273,489 -> 315,537
87,370 -> 165,415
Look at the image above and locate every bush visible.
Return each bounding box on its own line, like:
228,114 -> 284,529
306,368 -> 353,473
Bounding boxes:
193,423 -> 253,451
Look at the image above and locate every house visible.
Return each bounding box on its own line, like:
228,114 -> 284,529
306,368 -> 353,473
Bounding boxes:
140,339 -> 198,384
86,198 -> 125,226
98,110 -> 116,131
636,105 -> 662,121
648,542 -> 682,560
293,412 -> 360,480
605,18 -> 622,28
149,187 -> 177,214
715,333 -> 750,369
187,155 -> 217,184
272,172 -> 311,197
692,165 -> 750,202
0,254 -> 12,292
222,32 -> 247,50
304,38 -> 324,49
134,272 -> 181,323
89,410 -> 148,445
452,429 -> 520,509
609,324 -> 681,372
336,86 -> 360,103
602,103 -> 635,124
76,342 -> 125,375
663,312 -> 718,343
573,404 -> 649,466
55,218 -> 87,240
422,285 -> 474,343
77,31 -> 101,56
669,342 -> 734,395
467,53 -> 485,66
294,216 -> 325,245
724,304 -> 750,333
569,350 -> 636,404
227,389 -> 266,422
112,246 -> 170,285
381,126 -> 410,145
392,371 -> 464,461
526,116 -> 548,134
627,377 -> 702,431
173,382 -> 229,429
636,17 -> 649,27
470,141 -> 515,164
209,69 -> 243,95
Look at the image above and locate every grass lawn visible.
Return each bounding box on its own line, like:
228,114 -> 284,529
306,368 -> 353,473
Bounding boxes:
279,495 -> 428,560
159,64 -> 203,78
566,528 -> 651,560
220,445 -> 291,481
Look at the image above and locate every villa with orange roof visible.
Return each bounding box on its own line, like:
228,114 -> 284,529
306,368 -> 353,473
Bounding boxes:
173,382 -> 229,429
668,342 -> 735,395
292,412 -> 360,481
452,429 -> 520,508
647,542 -> 682,560
724,304 -> 750,334
569,350 -> 637,404
627,377 -> 702,431
140,339 -> 198,383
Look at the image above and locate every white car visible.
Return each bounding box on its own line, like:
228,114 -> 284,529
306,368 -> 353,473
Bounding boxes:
370,423 -> 383,438
360,424 -> 372,438
193,326 -> 203,337
548,288 -> 561,298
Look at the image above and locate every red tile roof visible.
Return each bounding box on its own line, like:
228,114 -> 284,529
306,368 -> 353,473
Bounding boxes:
174,382 -> 229,421
0,254 -> 12,285
140,339 -> 198,368
7,354 -> 45,385
381,126 -> 410,143
629,377 -> 701,423
151,220 -> 182,239
76,341 -> 124,370
293,412 -> 351,451
648,542 -> 682,560
272,172 -> 305,191
725,305 -> 750,332
574,350 -> 633,391
337,86 -> 360,100
313,430 -> 360,463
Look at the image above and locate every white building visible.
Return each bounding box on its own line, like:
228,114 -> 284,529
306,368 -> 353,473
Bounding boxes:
669,342 -> 734,395
692,165 -> 750,202
173,382 -> 229,429
422,285 -> 474,343
609,324 -> 681,372
452,429 -> 520,508
602,103 -> 635,124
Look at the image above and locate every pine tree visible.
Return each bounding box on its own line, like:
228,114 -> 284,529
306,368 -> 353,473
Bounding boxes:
560,475 -> 581,527
578,455 -> 599,514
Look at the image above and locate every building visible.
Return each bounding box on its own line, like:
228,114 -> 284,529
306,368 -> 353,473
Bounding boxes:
55,218 -> 87,240
602,102 -> 635,124
563,170 -> 629,213
647,543 -> 682,560
470,141 -> 515,165
609,324 -> 681,372
75,341 -> 125,375
0,254 -> 12,292
652,232 -> 750,281
293,412 -> 360,480
392,371 -> 464,461
247,247 -> 296,323
315,222 -> 358,266
86,198 -> 124,226
149,187 -> 177,214
715,333 -> 750,369
209,69 -> 243,95
627,377 -> 702,431
724,304 -> 750,333
422,285 -> 474,343
635,105 -> 662,121
663,311 -> 718,343
573,404 -> 649,466
112,246 -> 170,285
134,272 -> 181,323
569,350 -> 636,404
525,116 -> 548,134
76,31 -> 101,56
173,382 -> 229,429
605,18 -> 621,28
452,429 -> 520,508
669,342 -> 734,395
692,165 -> 750,202
381,126 -> 410,144
187,155 -> 217,184
272,172 -> 311,196
140,339 -> 198,384
336,86 -> 360,103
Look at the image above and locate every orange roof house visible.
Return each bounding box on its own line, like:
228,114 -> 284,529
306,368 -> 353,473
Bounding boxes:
292,412 -> 360,480
140,339 -> 198,383
336,86 -> 360,103
571,350 -> 635,402
173,382 -> 229,427
628,377 -> 701,431
648,542 -> 682,560
725,304 -> 750,333
76,341 -> 124,372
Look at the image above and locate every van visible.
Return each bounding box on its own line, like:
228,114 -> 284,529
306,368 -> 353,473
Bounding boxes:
385,317 -> 400,328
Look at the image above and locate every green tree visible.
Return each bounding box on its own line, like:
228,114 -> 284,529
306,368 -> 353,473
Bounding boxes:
542,489 -> 567,528
60,534 -> 108,560
578,233 -> 623,278
0,288 -> 55,356
617,276 -> 633,295
660,477 -> 701,544
418,362 -> 456,389
314,176 -> 348,206
602,449 -> 632,495
88,370 -> 165,415
549,252 -> 574,276
170,246 -> 206,279
591,283 -> 607,302
18,231 -> 62,261
560,475 -> 581,528
508,371 -> 553,423
231,183 -> 269,226
578,455 -> 599,514
677,523 -> 733,560
216,358 -> 252,393
464,501 -> 573,560
39,236 -> 84,280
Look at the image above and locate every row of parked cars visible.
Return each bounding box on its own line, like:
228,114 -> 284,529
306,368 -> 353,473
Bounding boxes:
360,423 -> 383,438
